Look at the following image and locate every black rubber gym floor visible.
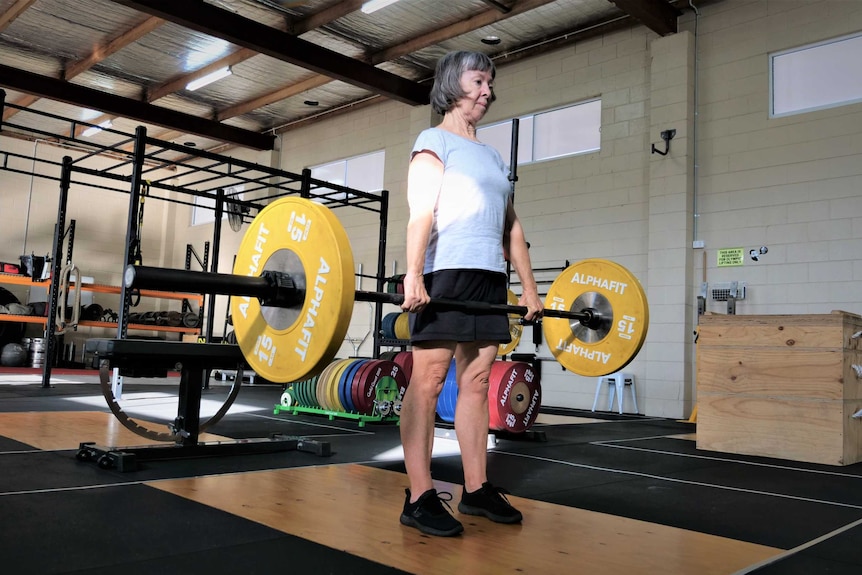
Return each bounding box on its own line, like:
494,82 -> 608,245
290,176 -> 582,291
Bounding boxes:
1,379 -> 861,574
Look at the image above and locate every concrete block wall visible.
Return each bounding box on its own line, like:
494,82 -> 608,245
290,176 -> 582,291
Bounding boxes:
691,0 -> 862,319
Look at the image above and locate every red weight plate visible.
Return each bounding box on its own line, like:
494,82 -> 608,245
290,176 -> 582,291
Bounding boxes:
393,351 -> 413,389
351,360 -> 376,415
488,361 -> 541,433
339,359 -> 364,412
388,354 -> 411,401
350,360 -> 374,413
378,359 -> 409,406
353,359 -> 385,415
353,359 -> 407,415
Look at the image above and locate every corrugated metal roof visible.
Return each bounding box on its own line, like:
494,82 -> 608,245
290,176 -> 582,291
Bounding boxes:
0,0 -> 699,154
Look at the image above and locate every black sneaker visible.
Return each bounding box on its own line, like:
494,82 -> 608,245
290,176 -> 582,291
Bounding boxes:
400,488 -> 464,537
458,482 -> 523,524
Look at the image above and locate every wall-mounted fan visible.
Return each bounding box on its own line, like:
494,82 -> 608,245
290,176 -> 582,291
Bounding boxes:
226,199 -> 250,232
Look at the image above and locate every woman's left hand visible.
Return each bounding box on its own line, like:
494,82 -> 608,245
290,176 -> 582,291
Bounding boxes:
519,290 -> 544,322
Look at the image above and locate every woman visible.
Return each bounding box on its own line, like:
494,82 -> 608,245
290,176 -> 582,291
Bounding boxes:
399,50 -> 543,537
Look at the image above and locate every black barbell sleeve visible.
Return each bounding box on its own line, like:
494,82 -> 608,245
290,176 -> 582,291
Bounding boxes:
126,265 -> 273,300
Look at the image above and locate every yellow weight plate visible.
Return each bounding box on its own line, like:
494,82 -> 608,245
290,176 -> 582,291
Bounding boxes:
316,359 -> 340,410
325,359 -> 342,412
543,259 -> 649,377
231,197 -> 355,383
394,312 -> 410,340
314,361 -> 331,410
328,358 -> 352,412
498,289 -> 522,356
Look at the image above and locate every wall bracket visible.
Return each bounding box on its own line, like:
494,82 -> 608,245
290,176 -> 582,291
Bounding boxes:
651,129 -> 676,155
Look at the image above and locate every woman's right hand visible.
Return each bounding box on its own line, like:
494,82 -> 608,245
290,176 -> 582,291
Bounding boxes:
400,272 -> 430,313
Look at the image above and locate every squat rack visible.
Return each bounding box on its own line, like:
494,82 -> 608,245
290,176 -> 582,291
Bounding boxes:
0,90 -> 392,388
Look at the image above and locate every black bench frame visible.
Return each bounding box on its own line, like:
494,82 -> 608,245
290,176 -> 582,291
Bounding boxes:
78,339 -> 329,471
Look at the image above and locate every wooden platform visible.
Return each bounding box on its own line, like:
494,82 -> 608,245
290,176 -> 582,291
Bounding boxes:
0,411 -> 226,450
151,464 -> 781,575
534,413 -> 607,425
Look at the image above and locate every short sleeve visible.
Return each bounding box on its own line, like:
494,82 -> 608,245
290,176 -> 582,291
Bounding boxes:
411,128 -> 447,162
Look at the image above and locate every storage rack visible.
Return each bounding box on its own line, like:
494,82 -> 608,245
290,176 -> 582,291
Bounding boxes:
0,273 -> 202,335
0,91 -> 391,387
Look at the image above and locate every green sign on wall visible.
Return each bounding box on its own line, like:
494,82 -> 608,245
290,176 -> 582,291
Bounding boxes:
717,248 -> 745,267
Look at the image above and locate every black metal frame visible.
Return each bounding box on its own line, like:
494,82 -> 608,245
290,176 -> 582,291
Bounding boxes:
0,91 -> 391,388
79,338 -> 330,471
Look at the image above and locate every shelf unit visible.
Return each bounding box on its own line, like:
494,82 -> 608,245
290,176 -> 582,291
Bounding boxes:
0,273 -> 203,335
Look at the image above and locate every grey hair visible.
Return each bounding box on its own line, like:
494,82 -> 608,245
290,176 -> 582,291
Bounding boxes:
429,51 -> 497,115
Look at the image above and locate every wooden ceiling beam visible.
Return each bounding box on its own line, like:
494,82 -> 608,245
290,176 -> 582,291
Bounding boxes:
110,0 -> 429,106
146,48 -> 256,103
291,0 -> 365,35
610,0 -> 681,36
64,16 -> 165,79
477,0 -> 512,14
0,63 -> 274,150
1,93 -> 37,122
0,0 -> 36,32
371,0 -> 558,64
217,75 -> 332,121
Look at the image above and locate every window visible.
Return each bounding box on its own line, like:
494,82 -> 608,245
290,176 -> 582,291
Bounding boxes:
770,33 -> 862,117
478,99 -> 601,167
310,150 -> 385,200
191,185 -> 244,226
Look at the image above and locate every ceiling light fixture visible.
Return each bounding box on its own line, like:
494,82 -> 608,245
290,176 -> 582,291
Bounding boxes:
186,66 -> 232,92
360,0 -> 401,14
82,120 -> 112,138
481,36 -> 502,45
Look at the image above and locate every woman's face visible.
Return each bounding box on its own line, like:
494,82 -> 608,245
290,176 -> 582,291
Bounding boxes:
453,68 -> 494,124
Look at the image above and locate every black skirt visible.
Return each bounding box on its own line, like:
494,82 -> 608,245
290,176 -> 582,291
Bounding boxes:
409,269 -> 510,344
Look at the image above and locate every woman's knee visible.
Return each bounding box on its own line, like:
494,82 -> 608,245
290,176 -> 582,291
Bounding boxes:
409,359 -> 453,397
459,369 -> 491,396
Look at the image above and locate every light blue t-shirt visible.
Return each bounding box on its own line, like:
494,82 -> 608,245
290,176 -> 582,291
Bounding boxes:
411,128 -> 512,274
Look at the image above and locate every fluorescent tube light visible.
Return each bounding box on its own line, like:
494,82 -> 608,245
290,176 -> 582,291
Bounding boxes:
361,0 -> 400,14
186,66 -> 232,91
82,120 -> 112,138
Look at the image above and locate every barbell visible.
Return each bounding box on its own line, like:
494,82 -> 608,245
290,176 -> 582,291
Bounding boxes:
125,197 -> 649,382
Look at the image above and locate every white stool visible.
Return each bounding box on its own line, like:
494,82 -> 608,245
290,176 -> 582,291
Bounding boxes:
591,372 -> 637,414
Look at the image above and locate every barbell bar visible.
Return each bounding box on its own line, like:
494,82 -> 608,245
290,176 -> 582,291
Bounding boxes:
125,266 -> 599,326
123,197 -> 648,382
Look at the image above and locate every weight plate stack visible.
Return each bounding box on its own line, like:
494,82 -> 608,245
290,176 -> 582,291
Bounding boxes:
339,358 -> 366,412
382,312 -> 400,339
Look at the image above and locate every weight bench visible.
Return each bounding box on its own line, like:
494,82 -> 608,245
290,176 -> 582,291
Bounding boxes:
78,338 -> 329,471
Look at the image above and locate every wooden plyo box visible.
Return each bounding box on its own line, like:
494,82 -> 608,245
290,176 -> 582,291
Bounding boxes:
696,311 -> 862,466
